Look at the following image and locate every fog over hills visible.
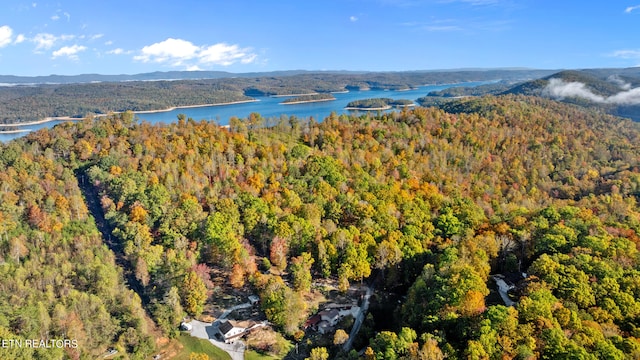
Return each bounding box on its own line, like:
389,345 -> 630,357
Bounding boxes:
542,75 -> 640,106
421,68 -> 640,121
519,69 -> 640,121
505,68 -> 640,102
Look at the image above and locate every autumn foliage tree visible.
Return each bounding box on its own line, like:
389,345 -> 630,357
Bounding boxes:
270,236 -> 289,271
290,252 -> 314,292
182,271 -> 208,317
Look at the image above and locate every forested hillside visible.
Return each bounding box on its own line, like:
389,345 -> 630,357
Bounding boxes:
0,119 -> 154,358
1,95 -> 640,359
419,69 -> 640,122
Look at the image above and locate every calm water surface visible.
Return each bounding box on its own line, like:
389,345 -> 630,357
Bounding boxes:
0,81 -> 489,142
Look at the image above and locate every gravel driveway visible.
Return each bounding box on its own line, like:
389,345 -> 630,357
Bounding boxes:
189,319 -> 245,360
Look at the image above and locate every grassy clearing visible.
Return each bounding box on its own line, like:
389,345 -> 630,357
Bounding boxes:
245,349 -> 284,360
171,335 -> 231,360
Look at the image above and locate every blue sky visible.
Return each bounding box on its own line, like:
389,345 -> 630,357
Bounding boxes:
0,0 -> 639,76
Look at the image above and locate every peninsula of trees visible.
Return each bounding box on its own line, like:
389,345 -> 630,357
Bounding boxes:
281,93 -> 336,104
345,98 -> 414,110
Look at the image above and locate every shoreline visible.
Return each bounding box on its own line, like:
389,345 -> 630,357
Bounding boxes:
0,129 -> 32,134
345,105 -> 392,111
2,99 -> 260,129
132,99 -> 259,114
281,98 -> 336,105
270,92 -> 318,98
2,116 -> 84,128
391,103 -> 416,107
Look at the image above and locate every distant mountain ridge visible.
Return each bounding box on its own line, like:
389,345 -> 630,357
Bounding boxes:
0,70 -> 369,85
0,68 -> 553,85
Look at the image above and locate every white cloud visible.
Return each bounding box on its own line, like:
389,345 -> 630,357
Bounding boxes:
107,48 -> 131,55
607,88 -> 640,104
33,33 -> 57,50
104,40 -> 113,46
543,79 -> 605,103
0,26 -> 12,47
134,38 -> 257,68
14,34 -> 25,44
187,65 -> 203,71
543,78 -> 640,105
32,33 -> 75,51
51,10 -> 70,21
199,43 -> 256,65
625,5 -> 640,13
610,49 -> 640,64
52,44 -> 86,60
134,38 -> 200,64
350,16 -> 358,22
608,75 -> 632,90
90,34 -> 104,41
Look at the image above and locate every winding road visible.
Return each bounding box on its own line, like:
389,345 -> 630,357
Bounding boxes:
343,285 -> 373,352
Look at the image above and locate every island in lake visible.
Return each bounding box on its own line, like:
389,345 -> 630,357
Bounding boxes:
345,97 -> 415,110
280,93 -> 336,104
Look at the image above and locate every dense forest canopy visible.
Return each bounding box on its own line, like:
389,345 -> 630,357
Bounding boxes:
1,93 -> 640,359
346,98 -> 395,109
0,117 -> 154,359
345,98 -> 414,109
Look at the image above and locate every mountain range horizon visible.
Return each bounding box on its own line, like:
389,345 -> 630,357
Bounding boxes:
0,67 -> 564,85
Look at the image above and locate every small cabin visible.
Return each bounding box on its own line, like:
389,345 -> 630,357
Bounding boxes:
319,309 -> 341,326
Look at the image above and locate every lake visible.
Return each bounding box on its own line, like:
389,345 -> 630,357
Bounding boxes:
0,81 -> 489,142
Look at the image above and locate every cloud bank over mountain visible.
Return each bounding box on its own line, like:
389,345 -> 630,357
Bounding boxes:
543,78 -> 640,105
